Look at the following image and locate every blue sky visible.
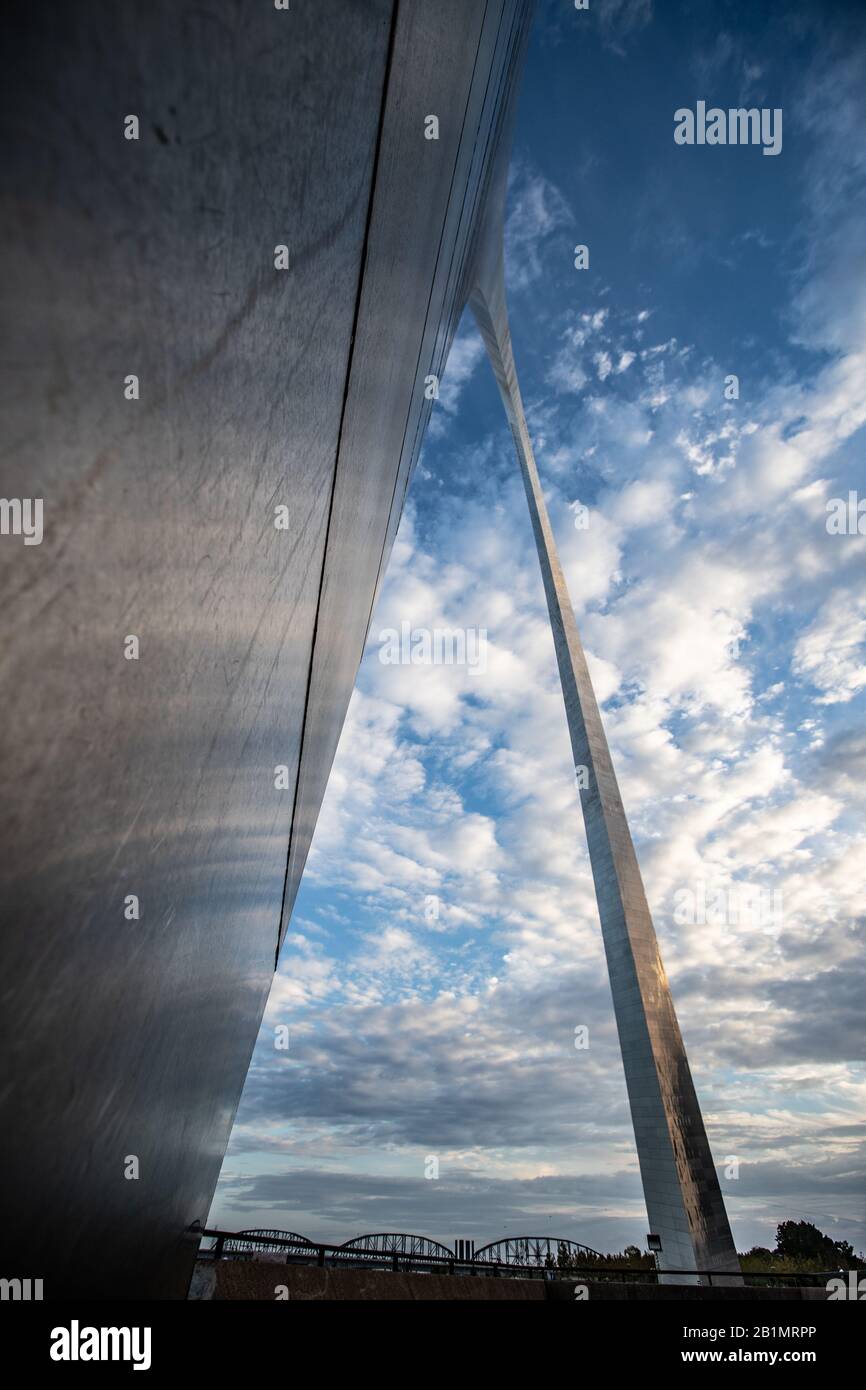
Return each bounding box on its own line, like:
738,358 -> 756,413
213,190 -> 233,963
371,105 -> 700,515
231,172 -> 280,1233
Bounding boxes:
209,0 -> 866,1255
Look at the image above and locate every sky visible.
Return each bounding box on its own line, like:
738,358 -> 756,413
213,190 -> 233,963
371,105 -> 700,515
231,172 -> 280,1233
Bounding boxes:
209,0 -> 866,1257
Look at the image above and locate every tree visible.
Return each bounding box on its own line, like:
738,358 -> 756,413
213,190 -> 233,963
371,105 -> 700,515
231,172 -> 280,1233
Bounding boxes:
775,1220 -> 859,1269
744,1246 -> 774,1261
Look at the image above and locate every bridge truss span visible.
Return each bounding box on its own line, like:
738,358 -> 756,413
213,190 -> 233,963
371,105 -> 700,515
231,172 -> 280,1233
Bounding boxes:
221,1229 -> 313,1257
473,1236 -> 601,1267
337,1233 -> 454,1263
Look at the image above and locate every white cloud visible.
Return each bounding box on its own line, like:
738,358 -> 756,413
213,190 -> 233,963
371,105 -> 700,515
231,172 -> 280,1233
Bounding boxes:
793,590 -> 866,705
428,323 -> 487,437
505,167 -> 572,292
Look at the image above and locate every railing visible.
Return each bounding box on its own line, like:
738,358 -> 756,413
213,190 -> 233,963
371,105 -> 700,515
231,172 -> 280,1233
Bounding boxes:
194,1227 -> 840,1287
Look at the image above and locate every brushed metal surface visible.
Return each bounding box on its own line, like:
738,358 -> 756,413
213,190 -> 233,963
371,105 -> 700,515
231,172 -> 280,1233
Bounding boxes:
0,0 -> 534,1298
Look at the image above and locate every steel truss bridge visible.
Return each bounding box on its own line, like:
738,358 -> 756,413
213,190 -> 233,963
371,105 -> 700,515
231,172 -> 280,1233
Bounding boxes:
474,1236 -> 600,1266
205,1228 -> 600,1271
337,1233 -> 454,1262
197,1227 -> 837,1289
222,1229 -> 313,1257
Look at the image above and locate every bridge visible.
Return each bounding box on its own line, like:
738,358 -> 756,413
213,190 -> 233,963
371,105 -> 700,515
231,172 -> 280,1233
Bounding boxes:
474,1236 -> 601,1267
207,1227 -> 601,1271
221,1229 -> 314,1258
194,1226 -> 834,1295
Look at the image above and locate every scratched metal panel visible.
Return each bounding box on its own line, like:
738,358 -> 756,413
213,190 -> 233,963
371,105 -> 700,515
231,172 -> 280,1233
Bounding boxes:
0,0 -> 391,1297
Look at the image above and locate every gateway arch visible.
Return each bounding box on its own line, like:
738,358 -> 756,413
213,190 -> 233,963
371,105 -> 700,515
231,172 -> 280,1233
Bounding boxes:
0,0 -> 737,1295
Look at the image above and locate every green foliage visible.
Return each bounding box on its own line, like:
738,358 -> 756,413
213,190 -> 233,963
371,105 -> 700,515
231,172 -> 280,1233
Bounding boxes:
738,1221 -> 864,1274
550,1220 -> 864,1282
740,1251 -> 831,1276
555,1245 -> 655,1274
772,1220 -> 862,1271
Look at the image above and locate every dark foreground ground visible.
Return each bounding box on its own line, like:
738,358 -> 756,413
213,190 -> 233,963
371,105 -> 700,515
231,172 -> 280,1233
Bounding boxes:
188,1261 -> 828,1301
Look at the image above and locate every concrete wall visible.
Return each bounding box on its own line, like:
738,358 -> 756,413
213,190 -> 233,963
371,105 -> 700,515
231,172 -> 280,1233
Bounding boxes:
190,1262 -> 827,1302
0,0 -> 533,1298
193,1261 -> 546,1301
